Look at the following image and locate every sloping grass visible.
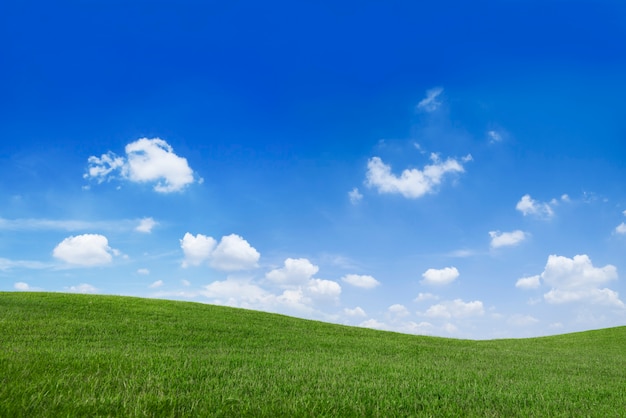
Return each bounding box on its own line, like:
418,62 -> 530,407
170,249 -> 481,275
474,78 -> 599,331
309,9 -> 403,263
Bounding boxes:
1,292 -> 625,417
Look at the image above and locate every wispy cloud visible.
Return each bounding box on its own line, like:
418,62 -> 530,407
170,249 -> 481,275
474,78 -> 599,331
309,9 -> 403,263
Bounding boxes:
341,274 -> 380,289
348,188 -> 363,205
416,87 -> 444,112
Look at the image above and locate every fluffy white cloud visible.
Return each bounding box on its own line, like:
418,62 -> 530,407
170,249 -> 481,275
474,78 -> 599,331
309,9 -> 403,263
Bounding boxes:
615,222 -> 626,235
65,283 -> 98,294
421,267 -> 459,285
266,258 -> 319,285
149,280 -> 164,289
516,194 -> 554,218
366,153 -> 468,199
344,307 -> 367,317
423,299 -> 484,318
417,87 -> 444,112
14,282 -> 38,291
348,188 -> 363,205
489,230 -> 527,248
203,279 -> 272,307
306,278 -> 341,302
53,234 -> 116,266
136,217 -> 157,233
180,233 -> 217,267
85,138 -> 197,193
180,233 -> 259,271
388,304 -> 410,317
341,274 -> 380,289
210,234 -> 260,271
519,254 -> 623,308
515,275 -> 541,289
359,319 -> 387,330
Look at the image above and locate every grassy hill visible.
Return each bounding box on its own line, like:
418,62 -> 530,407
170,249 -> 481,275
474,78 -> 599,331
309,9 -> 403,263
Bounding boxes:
1,292 -> 625,417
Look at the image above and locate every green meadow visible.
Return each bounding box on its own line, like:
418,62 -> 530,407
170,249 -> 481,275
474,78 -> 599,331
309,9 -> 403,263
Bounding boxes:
1,292 -> 625,417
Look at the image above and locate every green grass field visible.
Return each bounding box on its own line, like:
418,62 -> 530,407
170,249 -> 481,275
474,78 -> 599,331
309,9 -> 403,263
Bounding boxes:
1,292 -> 625,417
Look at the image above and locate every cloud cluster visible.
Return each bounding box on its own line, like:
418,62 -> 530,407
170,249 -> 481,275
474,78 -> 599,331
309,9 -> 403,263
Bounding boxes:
423,299 -> 485,319
365,153 -> 470,199
516,254 -> 623,308
180,233 -> 260,271
516,194 -> 554,218
85,138 -> 198,193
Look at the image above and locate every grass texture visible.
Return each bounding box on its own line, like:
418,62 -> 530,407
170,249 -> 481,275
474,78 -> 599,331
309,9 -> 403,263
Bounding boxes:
1,292 -> 625,417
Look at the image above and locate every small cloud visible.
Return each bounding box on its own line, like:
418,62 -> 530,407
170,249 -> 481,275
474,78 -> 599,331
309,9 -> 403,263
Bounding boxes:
65,283 -> 98,294
388,304 -> 410,317
53,234 -> 117,266
348,188 -> 363,205
266,258 -> 319,286
85,138 -> 197,193
515,275 -> 541,290
180,232 -> 260,271
136,217 -> 158,233
487,130 -> 502,143
414,292 -> 439,302
344,306 -> 367,317
137,268 -> 150,275
421,267 -> 459,285
14,282 -> 41,291
489,230 -> 527,248
423,299 -> 484,318
359,318 -> 386,330
615,222 -> 626,235
516,194 -> 554,219
149,280 -> 164,289
365,153 -> 467,199
416,87 -> 444,112
181,279 -> 191,286
341,274 -> 380,289
561,194 -> 571,202
306,279 -> 341,302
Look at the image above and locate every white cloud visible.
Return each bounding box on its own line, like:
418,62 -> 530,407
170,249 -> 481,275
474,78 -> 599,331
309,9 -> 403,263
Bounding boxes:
515,275 -> 541,290
615,222 -> 626,235
210,234 -> 260,271
487,130 -> 502,143
306,278 -> 341,302
181,279 -> 191,286
421,267 -> 459,285
520,254 -> 623,308
388,304 -> 410,317
85,138 -> 197,193
423,299 -> 484,318
365,153 -> 468,199
489,230 -> 527,248
417,87 -> 444,112
344,307 -> 367,317
266,258 -> 319,285
516,194 -> 554,218
414,292 -> 439,302
136,217 -> 157,233
65,283 -> 98,294
348,188 -> 363,205
203,279 -> 272,308
341,274 -> 380,289
180,233 -> 217,267
137,268 -> 150,275
53,234 -> 117,266
149,280 -> 164,289
359,319 -> 387,330
14,282 -> 40,291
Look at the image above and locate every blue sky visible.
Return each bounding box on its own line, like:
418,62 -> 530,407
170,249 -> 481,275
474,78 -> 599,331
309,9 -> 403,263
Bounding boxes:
2,0 -> 625,339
